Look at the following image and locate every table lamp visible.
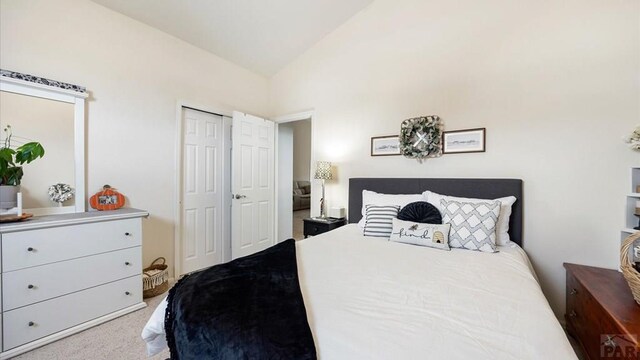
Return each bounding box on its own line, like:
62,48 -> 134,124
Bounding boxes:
314,161 -> 332,218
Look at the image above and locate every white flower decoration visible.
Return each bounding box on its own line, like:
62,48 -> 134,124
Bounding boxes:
48,183 -> 74,203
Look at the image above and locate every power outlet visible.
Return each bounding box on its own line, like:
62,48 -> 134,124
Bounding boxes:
635,245 -> 640,259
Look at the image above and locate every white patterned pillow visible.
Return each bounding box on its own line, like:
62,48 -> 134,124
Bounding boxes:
389,218 -> 451,250
363,205 -> 400,238
424,191 -> 516,246
441,199 -> 501,252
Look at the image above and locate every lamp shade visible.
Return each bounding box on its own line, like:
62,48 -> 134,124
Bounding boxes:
314,161 -> 332,180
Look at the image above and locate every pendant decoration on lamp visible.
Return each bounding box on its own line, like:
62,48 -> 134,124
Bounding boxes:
314,161 -> 333,218
399,116 -> 443,161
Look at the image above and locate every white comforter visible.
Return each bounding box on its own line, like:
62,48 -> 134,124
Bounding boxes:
142,224 -> 576,359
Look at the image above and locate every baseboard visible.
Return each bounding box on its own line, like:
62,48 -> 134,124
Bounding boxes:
0,302 -> 146,359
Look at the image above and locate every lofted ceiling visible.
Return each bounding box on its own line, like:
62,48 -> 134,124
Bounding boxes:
91,0 -> 373,76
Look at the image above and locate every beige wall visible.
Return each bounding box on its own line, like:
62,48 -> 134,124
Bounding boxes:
270,0 -> 640,317
291,120 -> 312,181
0,0 -> 270,276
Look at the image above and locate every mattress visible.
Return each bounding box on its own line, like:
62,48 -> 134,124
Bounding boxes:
142,224 -> 576,359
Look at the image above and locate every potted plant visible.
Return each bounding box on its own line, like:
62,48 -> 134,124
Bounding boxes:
0,125 -> 45,208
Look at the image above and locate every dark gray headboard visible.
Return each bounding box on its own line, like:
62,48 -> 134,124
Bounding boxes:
348,178 -> 524,247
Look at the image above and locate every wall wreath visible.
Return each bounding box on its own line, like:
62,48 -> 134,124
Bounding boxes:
399,116 -> 443,160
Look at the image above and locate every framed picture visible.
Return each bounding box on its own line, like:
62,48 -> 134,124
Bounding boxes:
442,128 -> 486,154
371,135 -> 401,156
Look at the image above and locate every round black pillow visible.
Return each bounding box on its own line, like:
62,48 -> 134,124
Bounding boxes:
397,201 -> 442,224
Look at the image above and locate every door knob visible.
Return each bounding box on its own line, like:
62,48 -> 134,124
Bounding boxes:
233,194 -> 247,199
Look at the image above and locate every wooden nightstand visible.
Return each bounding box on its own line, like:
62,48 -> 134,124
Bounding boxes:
303,217 -> 347,238
564,263 -> 640,360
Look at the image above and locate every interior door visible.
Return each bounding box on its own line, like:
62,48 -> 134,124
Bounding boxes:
181,108 -> 224,274
231,111 -> 275,259
277,124 -> 293,241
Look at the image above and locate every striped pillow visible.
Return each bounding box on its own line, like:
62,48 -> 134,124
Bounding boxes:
363,205 -> 400,238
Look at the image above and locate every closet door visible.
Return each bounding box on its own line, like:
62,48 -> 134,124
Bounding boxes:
231,111 -> 275,259
181,108 -> 224,273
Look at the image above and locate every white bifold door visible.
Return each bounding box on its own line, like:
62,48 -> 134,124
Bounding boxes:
180,108 -> 227,274
231,111 -> 275,259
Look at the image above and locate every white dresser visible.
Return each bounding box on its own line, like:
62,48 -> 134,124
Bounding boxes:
0,208 -> 148,359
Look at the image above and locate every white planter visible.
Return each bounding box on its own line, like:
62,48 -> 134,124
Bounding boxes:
0,185 -> 20,208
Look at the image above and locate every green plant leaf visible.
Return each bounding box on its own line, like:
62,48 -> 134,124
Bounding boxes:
0,147 -> 15,162
15,142 -> 45,164
2,166 -> 23,186
0,147 -> 15,171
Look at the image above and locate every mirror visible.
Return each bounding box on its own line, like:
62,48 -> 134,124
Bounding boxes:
0,70 -> 87,215
0,91 -> 76,209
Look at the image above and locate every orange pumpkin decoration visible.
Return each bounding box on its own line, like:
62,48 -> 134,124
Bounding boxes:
90,185 -> 125,211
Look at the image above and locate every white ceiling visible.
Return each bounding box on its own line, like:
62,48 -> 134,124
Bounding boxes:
91,0 -> 373,76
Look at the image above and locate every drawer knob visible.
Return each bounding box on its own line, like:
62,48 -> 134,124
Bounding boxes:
28,321 -> 35,327
27,284 -> 35,289
27,247 -> 34,252
125,232 -> 131,236
569,288 -> 577,295
125,291 -> 131,295
125,261 -> 131,266
569,310 -> 577,318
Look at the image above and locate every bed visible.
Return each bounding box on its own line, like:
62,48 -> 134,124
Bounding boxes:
142,178 -> 577,359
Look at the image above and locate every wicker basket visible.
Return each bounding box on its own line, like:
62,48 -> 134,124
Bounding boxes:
621,231 -> 640,305
143,257 -> 169,299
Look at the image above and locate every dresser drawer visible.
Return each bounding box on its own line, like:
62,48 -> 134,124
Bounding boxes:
303,219 -> 346,237
2,218 -> 141,272
304,222 -> 324,237
566,272 -> 636,359
3,247 -> 141,311
565,272 -> 584,333
3,275 -> 141,350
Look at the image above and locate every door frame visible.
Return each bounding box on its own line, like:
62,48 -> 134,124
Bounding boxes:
174,100 -> 233,277
273,110 -> 315,242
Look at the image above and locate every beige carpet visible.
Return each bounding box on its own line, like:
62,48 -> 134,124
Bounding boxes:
14,293 -> 170,360
293,209 -> 309,240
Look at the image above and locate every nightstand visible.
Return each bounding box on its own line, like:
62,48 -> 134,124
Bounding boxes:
564,263 -> 640,360
303,217 -> 347,238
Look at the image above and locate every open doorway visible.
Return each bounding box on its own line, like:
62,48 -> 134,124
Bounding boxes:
277,117 -> 312,241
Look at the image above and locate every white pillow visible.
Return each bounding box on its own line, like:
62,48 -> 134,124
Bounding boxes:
424,191 -> 516,246
441,199 -> 501,253
363,205 -> 400,238
357,190 -> 424,229
389,218 -> 451,250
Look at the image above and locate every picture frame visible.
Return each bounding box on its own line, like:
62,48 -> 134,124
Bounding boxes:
442,128 -> 486,154
371,135 -> 401,156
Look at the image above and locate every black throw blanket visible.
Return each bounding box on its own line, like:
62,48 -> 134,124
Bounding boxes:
165,239 -> 317,360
